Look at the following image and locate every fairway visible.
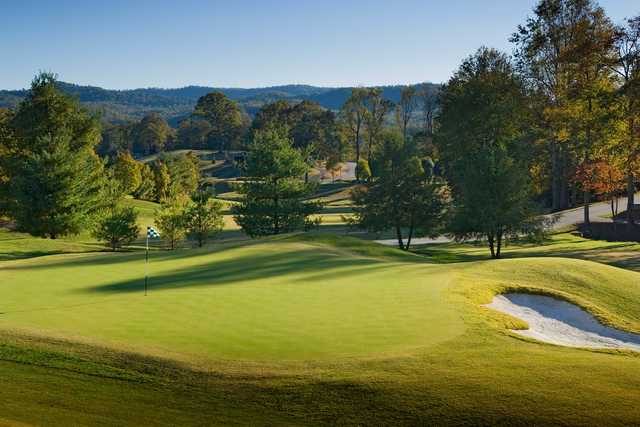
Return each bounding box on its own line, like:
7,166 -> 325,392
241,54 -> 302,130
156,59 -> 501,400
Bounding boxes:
0,236 -> 463,362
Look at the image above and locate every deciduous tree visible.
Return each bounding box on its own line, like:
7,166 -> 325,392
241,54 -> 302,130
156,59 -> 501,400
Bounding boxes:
437,48 -> 545,258
184,191 -> 224,247
92,205 -> 140,251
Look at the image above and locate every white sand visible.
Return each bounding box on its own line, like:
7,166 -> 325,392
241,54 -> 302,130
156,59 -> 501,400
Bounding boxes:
485,293 -> 640,351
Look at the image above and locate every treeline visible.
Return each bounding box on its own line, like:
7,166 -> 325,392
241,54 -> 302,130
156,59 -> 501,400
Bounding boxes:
509,2 -> 640,221
350,0 -> 640,257
0,74 -> 219,250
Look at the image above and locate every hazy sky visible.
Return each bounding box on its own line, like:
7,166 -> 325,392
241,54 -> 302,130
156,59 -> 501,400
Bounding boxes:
2,0 -> 638,90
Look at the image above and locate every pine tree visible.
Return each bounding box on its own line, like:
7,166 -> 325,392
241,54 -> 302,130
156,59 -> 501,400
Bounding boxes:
233,127 -> 320,237
3,73 -> 110,238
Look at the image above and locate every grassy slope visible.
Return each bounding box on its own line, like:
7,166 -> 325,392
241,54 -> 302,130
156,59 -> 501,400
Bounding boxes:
3,234 -> 640,424
415,232 -> 640,271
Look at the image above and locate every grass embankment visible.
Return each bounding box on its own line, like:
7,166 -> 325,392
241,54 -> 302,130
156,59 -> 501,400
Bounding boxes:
2,234 -> 640,424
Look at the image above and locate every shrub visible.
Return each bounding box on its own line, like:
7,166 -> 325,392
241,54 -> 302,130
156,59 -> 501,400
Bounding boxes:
92,206 -> 140,251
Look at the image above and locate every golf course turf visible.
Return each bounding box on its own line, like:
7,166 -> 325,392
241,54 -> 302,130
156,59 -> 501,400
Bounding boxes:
3,233 -> 640,425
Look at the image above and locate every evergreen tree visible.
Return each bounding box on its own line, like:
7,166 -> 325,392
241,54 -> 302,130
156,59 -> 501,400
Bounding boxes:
233,127 -> 320,237
3,73 -> 110,238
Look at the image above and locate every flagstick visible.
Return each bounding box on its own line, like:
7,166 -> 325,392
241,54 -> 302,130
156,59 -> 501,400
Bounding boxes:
145,232 -> 149,296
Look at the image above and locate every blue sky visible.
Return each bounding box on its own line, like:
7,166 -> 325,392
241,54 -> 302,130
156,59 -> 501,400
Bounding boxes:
2,0 -> 637,90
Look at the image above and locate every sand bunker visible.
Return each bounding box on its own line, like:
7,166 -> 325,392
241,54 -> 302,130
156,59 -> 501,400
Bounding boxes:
486,293 -> 640,351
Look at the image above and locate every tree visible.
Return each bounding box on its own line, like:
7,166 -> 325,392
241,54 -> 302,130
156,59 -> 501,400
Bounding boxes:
573,159 -> 626,217
355,159 -> 372,182
112,151 -> 142,195
98,123 -> 133,157
363,88 -> 394,162
154,197 -> 188,250
437,48 -> 545,258
164,152 -> 200,197
340,88 -> 368,172
352,132 -> 449,250
131,113 -> 173,155
512,0 -> 616,216
252,100 -> 338,182
134,163 -> 156,201
251,100 -> 294,133
395,86 -> 418,140
566,4 -> 616,226
193,92 -> 244,150
2,73 -> 111,238
289,101 -> 337,182
233,127 -> 320,237
419,85 -> 439,136
612,16 -> 640,225
92,205 -> 139,251
176,118 -> 212,149
184,191 -> 224,247
152,160 -> 171,202
0,108 -> 13,214
324,155 -> 343,182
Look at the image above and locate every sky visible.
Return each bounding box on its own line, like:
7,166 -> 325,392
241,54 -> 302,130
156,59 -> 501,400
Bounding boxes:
1,0 -> 638,90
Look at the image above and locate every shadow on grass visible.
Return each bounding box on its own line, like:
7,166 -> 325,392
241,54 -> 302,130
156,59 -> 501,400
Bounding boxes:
0,237 -> 264,271
413,237 -> 640,271
80,247 -> 391,294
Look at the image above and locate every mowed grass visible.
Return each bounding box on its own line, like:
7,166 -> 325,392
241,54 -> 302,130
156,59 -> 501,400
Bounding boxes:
0,235 -> 462,361
3,233 -> 640,424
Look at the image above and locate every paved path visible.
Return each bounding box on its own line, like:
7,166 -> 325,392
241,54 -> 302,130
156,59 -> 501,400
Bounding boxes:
375,193 -> 638,247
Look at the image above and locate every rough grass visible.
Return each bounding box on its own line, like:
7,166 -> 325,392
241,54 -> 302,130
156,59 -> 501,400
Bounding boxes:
3,234 -> 640,424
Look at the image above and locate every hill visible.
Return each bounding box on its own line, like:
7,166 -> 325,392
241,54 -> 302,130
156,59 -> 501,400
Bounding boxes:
0,81 -> 440,125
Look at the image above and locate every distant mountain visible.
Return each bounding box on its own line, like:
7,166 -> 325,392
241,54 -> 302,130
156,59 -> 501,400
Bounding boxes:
0,82 -> 440,126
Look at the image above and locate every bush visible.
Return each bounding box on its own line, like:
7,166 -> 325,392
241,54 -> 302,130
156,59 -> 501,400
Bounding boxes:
154,198 -> 188,250
92,206 -> 140,251
184,191 -> 224,247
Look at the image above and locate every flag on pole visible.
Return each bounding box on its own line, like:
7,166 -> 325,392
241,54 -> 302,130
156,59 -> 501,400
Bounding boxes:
147,226 -> 160,239
144,226 -> 160,296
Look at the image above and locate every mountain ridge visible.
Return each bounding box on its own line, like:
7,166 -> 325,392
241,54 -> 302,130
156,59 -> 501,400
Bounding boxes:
0,81 -> 440,125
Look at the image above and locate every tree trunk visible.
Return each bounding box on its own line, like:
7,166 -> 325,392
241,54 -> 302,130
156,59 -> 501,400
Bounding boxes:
551,143 -> 561,211
395,225 -> 405,250
488,233 -> 496,259
583,188 -> 590,225
559,147 -> 569,210
496,231 -> 503,259
627,170 -> 635,229
406,218 -> 415,251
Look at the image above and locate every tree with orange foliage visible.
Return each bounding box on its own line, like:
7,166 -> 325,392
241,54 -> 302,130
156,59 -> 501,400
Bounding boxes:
574,160 -> 626,218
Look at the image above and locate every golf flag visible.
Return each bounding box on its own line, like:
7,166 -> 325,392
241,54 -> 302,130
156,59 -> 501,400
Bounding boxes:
147,226 -> 160,239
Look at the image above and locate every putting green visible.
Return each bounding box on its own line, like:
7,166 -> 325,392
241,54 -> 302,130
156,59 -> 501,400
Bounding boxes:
0,237 -> 464,361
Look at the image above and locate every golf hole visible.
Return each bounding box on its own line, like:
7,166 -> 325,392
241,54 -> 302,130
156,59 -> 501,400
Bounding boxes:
486,293 -> 640,351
